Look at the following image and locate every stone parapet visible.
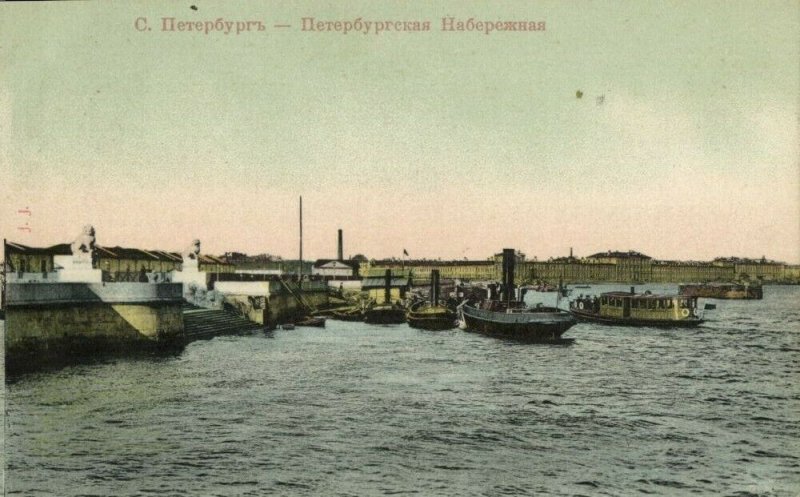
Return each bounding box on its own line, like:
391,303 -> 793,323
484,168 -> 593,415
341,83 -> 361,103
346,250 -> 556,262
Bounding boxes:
5,282 -> 183,306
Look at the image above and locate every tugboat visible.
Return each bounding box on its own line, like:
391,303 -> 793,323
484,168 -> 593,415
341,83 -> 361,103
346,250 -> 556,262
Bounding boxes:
362,270 -> 406,325
569,287 -> 705,327
407,270 -> 456,330
458,249 -> 577,342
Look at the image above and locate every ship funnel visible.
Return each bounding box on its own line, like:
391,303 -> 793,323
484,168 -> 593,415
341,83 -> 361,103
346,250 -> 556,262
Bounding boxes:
502,248 -> 516,303
431,269 -> 440,306
385,269 -> 392,304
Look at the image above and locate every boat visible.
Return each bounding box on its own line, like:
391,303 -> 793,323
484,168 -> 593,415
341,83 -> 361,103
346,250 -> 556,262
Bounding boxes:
295,316 -> 326,327
460,301 -> 577,341
363,304 -> 407,324
406,269 -> 456,330
407,305 -> 456,330
458,249 -> 577,342
361,269 -> 407,325
678,282 -> 762,300
330,306 -> 364,321
569,288 -> 704,327
521,279 -> 571,297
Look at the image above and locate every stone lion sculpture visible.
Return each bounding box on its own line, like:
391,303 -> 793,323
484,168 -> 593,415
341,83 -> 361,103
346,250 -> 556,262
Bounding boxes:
182,239 -> 201,261
70,225 -> 96,259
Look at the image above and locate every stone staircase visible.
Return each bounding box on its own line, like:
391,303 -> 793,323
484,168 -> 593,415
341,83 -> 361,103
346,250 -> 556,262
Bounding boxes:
182,303 -> 265,341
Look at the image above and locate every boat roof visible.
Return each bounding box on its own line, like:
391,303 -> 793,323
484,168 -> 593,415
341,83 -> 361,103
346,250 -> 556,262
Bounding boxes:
600,291 -> 688,299
680,282 -> 751,287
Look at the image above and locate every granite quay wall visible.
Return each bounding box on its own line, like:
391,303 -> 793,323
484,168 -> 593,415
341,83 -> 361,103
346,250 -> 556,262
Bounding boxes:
4,282 -> 185,371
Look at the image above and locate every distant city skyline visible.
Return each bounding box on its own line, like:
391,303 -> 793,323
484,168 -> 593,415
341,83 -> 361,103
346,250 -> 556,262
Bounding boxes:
2,1 -> 798,263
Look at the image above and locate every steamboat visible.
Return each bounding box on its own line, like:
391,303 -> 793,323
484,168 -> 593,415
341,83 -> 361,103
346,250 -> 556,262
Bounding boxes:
570,288 -> 705,327
406,270 -> 456,330
458,249 -> 577,342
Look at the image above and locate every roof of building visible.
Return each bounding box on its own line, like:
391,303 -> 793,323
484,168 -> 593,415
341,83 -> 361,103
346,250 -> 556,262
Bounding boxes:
313,259 -> 360,269
5,242 -> 231,264
371,259 -> 492,267
5,242 -> 71,256
713,256 -> 783,265
550,256 -> 580,263
586,250 -> 652,260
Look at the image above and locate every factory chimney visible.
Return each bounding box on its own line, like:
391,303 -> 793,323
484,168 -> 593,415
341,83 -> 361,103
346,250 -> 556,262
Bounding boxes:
337,229 -> 343,261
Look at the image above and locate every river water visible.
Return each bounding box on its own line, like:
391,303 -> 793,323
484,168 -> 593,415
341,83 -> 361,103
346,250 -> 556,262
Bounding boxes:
3,284 -> 799,496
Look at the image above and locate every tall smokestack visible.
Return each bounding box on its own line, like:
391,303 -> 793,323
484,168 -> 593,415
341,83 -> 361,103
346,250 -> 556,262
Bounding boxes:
502,248 -> 516,303
337,229 -> 343,261
431,269 -> 440,306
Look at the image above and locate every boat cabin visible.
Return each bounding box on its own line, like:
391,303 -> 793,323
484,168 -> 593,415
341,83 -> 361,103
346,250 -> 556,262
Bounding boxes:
573,291 -> 700,321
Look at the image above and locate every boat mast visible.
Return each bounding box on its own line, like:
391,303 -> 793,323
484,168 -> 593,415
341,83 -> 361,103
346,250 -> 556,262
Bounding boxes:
298,196 -> 303,279
1,238 -> 6,311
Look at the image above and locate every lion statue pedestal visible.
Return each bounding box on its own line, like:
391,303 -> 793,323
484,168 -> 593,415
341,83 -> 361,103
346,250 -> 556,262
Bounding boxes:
53,225 -> 103,283
172,239 -> 210,304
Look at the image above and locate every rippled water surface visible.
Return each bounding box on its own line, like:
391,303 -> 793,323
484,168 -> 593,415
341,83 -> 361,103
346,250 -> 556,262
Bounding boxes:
4,285 -> 799,496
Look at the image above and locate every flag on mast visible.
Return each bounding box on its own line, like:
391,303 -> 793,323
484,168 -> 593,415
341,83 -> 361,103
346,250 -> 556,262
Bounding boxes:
403,249 -> 409,256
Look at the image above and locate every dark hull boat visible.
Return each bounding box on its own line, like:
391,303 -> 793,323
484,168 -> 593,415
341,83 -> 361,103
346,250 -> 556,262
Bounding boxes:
363,305 -> 406,325
407,305 -> 456,330
459,249 -> 577,343
407,270 -> 455,330
330,307 -> 364,321
361,268 -> 407,324
296,316 -> 326,327
460,303 -> 576,342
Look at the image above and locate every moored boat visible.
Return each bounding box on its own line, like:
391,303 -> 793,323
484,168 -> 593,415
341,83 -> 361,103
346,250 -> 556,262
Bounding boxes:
407,269 -> 456,330
330,306 -> 364,321
570,288 -> 704,327
458,249 -> 577,342
678,282 -> 762,300
296,316 -> 326,327
407,305 -> 455,330
361,269 -> 407,325
363,304 -> 406,324
460,301 -> 577,341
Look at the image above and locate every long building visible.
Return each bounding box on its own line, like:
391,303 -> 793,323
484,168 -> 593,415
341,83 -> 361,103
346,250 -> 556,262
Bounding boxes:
6,242 -> 796,286
364,250 -> 798,284
4,242 -> 234,283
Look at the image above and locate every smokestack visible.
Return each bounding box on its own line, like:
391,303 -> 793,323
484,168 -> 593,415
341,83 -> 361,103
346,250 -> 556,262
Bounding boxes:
385,269 -> 392,305
337,229 -> 343,261
431,269 -> 440,306
570,247 -> 573,258
502,248 -> 516,303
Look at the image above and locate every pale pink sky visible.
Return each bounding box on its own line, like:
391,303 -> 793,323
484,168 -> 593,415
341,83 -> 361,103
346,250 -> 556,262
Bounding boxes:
2,1 -> 798,263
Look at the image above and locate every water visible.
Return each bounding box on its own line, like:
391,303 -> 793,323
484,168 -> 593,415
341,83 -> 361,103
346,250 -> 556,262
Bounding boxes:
3,285 -> 799,496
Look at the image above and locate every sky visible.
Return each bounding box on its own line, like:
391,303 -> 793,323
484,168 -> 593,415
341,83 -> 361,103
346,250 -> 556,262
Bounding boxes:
1,1 -> 798,263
